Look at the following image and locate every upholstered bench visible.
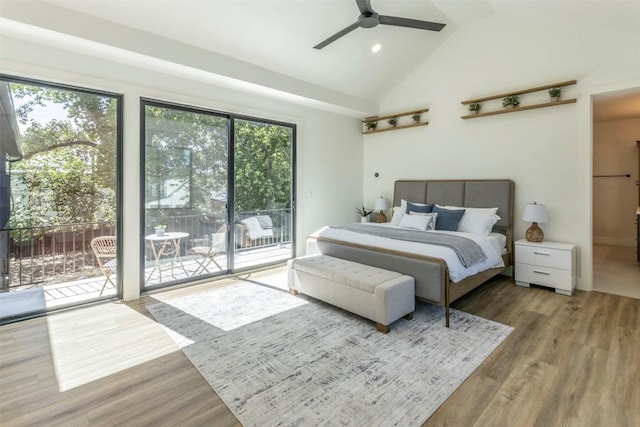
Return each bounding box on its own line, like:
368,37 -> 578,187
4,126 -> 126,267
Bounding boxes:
287,255 -> 415,333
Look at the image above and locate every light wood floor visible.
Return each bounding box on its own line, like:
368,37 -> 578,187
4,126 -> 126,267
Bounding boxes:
593,243 -> 640,299
1,268 -> 638,426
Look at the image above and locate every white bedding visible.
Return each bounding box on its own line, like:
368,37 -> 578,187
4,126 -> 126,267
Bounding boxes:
314,223 -> 505,283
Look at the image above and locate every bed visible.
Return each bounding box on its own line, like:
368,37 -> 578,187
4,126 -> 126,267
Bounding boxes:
306,179 -> 515,326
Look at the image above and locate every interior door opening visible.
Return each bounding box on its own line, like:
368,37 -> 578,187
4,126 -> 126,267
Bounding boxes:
591,88 -> 640,299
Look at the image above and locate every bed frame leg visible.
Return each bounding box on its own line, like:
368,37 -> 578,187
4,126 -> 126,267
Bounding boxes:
445,280 -> 450,328
445,305 -> 450,328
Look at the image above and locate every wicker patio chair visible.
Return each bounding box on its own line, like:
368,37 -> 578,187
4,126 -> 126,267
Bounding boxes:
90,236 -> 117,295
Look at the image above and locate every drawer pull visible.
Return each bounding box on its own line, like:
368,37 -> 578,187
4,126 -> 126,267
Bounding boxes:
533,270 -> 551,275
533,251 -> 551,256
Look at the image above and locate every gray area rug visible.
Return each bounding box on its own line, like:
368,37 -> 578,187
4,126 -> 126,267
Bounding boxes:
147,281 -> 512,426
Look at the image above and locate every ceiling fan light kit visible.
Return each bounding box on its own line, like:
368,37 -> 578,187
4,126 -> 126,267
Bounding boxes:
314,0 -> 446,50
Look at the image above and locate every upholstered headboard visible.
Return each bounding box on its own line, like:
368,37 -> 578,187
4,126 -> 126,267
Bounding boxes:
393,179 -> 515,230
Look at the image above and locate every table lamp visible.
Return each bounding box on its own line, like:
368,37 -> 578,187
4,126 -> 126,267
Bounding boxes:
374,197 -> 390,223
523,202 -> 547,242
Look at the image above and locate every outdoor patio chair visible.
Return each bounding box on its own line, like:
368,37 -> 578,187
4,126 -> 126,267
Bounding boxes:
236,215 -> 274,248
187,225 -> 227,275
90,236 -> 117,295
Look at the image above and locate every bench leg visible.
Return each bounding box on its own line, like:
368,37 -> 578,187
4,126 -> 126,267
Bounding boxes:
376,323 -> 390,333
289,288 -> 299,296
403,312 -> 414,320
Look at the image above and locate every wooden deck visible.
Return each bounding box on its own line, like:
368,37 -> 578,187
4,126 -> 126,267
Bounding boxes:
1,244 -> 291,318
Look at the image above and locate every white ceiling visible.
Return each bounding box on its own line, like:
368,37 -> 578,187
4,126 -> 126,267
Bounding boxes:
2,0 -> 640,118
43,0 -> 457,102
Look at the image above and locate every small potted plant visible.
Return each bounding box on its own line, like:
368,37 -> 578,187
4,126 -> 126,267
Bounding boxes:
502,95 -> 520,109
365,121 -> 378,131
387,117 -> 398,127
356,204 -> 373,222
411,113 -> 421,123
548,87 -> 561,102
469,103 -> 481,114
154,224 -> 166,235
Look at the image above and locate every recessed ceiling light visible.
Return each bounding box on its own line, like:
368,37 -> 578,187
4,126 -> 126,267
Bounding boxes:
371,43 -> 381,53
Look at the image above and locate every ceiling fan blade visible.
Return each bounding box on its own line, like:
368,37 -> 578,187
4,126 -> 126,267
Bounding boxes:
379,15 -> 446,32
356,0 -> 373,14
313,22 -> 360,49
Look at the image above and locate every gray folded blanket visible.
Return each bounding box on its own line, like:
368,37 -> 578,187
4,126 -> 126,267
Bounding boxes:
331,224 -> 487,267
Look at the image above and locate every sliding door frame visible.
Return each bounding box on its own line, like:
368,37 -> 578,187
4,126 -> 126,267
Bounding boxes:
139,99 -> 296,291
0,74 -> 123,320
230,113 -> 297,274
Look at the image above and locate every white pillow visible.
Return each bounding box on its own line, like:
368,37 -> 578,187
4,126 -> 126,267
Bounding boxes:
389,206 -> 405,226
399,212 -> 437,231
458,212 -> 501,235
435,205 -> 500,235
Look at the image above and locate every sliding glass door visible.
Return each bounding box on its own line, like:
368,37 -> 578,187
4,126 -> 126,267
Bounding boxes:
142,101 -> 229,289
141,101 -> 295,290
232,118 -> 294,271
0,76 -> 121,322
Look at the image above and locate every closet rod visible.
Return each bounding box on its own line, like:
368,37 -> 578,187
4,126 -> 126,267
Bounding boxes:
593,174 -> 631,178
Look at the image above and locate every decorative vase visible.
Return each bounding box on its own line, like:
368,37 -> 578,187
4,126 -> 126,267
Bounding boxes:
360,216 -> 368,223
155,227 -> 166,235
551,96 -> 560,102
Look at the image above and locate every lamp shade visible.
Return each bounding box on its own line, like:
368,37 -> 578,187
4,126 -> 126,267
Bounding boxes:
522,203 -> 547,223
374,197 -> 390,211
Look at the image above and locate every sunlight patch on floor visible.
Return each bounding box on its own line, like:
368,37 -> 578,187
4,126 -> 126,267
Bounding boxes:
146,266 -> 304,337
47,302 -> 179,392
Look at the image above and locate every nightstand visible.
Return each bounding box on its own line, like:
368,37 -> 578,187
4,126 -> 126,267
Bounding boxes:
514,239 -> 577,296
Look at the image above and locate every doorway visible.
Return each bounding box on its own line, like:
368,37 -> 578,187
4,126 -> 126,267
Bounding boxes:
592,88 -> 640,299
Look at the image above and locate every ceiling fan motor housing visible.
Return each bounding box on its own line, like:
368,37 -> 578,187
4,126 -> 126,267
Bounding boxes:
358,12 -> 380,28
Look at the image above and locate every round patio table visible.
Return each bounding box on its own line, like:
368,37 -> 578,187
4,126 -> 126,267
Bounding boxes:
145,232 -> 189,284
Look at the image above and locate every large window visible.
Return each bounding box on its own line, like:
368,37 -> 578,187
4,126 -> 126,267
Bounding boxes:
0,76 -> 121,322
141,100 -> 294,290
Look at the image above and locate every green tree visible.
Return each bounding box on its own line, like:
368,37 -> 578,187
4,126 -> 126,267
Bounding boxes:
144,107 -> 292,217
144,105 -> 228,217
8,83 -> 293,231
234,119 -> 292,212
8,82 -> 117,229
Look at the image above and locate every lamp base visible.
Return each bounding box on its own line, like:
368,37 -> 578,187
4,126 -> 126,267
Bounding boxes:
376,211 -> 387,223
526,222 -> 544,242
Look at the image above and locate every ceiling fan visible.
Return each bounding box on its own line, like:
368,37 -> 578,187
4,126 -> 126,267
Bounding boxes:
313,0 -> 446,50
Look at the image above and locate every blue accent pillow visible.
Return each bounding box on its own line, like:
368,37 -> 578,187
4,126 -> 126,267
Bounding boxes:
406,201 -> 433,214
432,206 -> 465,231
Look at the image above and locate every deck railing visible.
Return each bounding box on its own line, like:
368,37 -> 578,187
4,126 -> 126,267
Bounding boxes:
1,208 -> 291,291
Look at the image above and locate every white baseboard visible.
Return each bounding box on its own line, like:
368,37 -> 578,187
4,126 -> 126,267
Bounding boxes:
593,236 -> 636,247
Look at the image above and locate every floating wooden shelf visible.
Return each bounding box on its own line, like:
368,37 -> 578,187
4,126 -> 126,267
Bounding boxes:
461,99 -> 577,119
460,80 -> 577,119
363,121 -> 428,134
363,108 -> 429,134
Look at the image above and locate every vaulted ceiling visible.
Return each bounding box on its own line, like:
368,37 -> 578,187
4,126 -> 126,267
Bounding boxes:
1,0 -> 639,118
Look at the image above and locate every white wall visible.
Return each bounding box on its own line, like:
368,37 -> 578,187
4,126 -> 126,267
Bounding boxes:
0,36 -> 363,300
364,12 -> 640,291
593,118 -> 640,246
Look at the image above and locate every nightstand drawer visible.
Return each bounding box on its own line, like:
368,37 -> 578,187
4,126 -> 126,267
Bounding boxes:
515,244 -> 572,270
515,263 -> 572,290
